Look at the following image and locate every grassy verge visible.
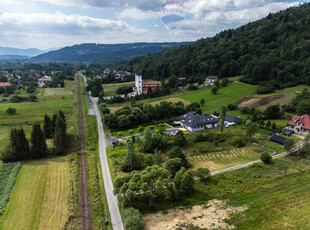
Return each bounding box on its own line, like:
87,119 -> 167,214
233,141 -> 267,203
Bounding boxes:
81,84 -> 111,230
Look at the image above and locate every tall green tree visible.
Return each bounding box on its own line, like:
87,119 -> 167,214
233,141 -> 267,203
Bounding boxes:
31,123 -> 48,158
124,141 -> 136,172
220,106 -> 227,135
53,115 -> 67,155
43,114 -> 53,138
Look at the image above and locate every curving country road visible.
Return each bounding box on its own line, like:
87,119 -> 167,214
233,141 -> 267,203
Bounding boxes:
83,74 -> 124,230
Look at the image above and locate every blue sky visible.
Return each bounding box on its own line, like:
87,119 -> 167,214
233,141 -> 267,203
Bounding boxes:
0,0 -> 307,49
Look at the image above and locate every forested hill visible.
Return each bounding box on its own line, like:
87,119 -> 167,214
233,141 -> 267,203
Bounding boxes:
116,3 -> 310,89
31,42 -> 192,63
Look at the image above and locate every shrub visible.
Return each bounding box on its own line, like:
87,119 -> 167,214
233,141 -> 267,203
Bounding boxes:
260,152 -> 272,164
195,168 -> 210,182
227,103 -> 237,111
117,132 -> 123,137
137,126 -> 144,132
231,136 -> 246,148
123,208 -> 144,230
6,107 -> 16,115
128,129 -> 134,135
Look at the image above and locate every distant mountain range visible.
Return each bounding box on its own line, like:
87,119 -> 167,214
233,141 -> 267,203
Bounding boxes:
29,42 -> 193,63
0,42 -> 192,63
0,46 -> 56,57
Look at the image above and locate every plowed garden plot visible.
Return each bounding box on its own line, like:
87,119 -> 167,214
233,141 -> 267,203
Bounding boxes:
189,146 -> 268,171
0,157 -> 69,230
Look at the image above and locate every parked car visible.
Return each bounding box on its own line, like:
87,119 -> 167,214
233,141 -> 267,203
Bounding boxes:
283,130 -> 294,136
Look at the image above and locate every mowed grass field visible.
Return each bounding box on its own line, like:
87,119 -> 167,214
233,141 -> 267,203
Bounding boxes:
0,157 -> 69,230
43,88 -> 73,96
103,81 -> 135,96
180,82 -> 257,113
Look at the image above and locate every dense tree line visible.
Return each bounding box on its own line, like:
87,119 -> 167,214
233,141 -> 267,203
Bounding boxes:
86,79 -> 103,97
113,165 -> 194,210
111,4 -> 310,89
0,110 -> 67,162
103,101 -> 201,130
284,88 -> 310,115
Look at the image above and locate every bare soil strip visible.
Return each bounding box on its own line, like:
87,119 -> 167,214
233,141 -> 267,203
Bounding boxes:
77,75 -> 93,230
143,200 -> 247,230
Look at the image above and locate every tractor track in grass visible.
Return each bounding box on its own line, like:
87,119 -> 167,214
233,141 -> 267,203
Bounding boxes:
77,75 -> 93,230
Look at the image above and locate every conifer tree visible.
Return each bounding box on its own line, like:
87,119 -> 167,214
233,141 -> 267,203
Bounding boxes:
31,123 -> 48,158
53,115 -> 67,155
17,128 -> 31,160
52,113 -> 57,133
43,114 -> 53,138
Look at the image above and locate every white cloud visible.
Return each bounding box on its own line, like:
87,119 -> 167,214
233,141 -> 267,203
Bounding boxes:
117,8 -> 161,19
0,12 -> 150,48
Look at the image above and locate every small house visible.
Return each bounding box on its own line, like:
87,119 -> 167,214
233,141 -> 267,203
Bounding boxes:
224,115 -> 243,127
205,76 -> 218,86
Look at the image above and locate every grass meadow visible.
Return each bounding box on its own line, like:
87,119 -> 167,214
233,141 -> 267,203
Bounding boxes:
186,157 -> 310,229
102,81 -> 135,96
179,82 -> 257,113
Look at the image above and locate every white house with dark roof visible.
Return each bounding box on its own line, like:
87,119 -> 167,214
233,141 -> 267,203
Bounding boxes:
180,112 -> 218,132
205,76 -> 218,86
224,115 -> 243,127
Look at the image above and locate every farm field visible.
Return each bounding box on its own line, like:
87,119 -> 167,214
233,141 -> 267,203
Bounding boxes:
179,82 -> 257,113
189,145 -> 267,171
0,162 -> 21,218
102,81 -> 134,96
239,85 -> 310,111
0,157 -> 69,230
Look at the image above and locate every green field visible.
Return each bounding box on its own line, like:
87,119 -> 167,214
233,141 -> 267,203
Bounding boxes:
112,123 -> 170,138
186,157 -> 310,229
103,81 -> 135,96
179,82 -> 257,113
0,157 -> 69,230
43,88 -> 73,96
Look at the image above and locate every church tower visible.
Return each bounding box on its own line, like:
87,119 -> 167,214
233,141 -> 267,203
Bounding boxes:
135,70 -> 143,95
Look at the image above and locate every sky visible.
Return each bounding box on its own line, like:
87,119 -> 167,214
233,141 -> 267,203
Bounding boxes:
0,0 -> 307,49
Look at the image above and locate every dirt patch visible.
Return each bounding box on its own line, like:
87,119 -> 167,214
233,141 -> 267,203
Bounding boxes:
143,200 -> 247,230
238,94 -> 284,108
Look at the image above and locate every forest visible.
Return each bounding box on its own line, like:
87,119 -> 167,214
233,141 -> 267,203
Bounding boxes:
114,3 -> 310,90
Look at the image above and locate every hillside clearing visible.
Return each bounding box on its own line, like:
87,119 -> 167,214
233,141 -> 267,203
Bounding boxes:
180,83 -> 257,113
0,157 -> 69,230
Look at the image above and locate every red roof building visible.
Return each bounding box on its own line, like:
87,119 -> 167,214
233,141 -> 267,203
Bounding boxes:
0,82 -> 11,87
287,115 -> 310,135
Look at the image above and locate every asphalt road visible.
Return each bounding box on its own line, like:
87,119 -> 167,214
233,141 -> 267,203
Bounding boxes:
84,74 -> 124,230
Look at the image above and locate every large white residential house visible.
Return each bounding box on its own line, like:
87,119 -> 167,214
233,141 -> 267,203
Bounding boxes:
287,115 -> 310,135
180,112 -> 218,132
38,76 -> 52,87
205,76 -> 218,86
